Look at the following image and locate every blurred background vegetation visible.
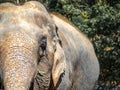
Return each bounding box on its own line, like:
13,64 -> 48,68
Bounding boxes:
0,0 -> 120,89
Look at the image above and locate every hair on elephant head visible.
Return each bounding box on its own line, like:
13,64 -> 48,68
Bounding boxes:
0,1 -> 66,90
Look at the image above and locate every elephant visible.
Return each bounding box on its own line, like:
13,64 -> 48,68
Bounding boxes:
0,1 -> 99,90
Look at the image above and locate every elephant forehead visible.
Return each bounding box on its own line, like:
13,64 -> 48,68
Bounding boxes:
0,7 -> 46,25
0,1 -> 52,25
0,1 -> 47,13
0,1 -> 55,39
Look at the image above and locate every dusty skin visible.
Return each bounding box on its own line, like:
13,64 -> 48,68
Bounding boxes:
0,1 -> 99,90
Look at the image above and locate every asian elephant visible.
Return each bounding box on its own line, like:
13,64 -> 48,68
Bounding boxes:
0,1 -> 99,90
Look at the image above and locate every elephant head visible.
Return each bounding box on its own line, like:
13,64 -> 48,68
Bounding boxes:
0,1 -> 66,90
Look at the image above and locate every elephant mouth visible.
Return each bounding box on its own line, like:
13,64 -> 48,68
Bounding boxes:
31,57 -> 54,90
29,56 -> 52,90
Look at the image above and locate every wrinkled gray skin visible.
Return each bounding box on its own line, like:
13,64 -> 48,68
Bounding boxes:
0,1 -> 99,90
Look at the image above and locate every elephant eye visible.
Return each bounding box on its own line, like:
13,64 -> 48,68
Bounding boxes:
40,37 -> 47,51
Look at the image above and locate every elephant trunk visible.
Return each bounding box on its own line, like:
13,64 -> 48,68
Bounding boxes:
0,32 -> 38,90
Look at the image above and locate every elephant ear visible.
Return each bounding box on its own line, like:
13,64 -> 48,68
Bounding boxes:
52,27 -> 66,87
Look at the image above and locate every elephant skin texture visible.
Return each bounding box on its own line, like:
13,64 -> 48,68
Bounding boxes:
0,1 -> 99,90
